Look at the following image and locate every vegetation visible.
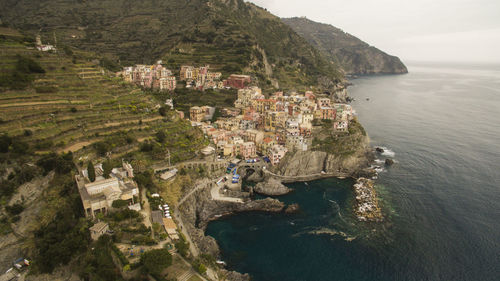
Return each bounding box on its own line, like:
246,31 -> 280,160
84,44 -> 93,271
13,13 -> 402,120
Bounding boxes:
0,163 -> 39,201
312,118 -> 367,157
282,17 -> 407,75
0,54 -> 45,89
0,0 -> 343,91
79,235 -> 124,281
31,162 -> 92,274
175,233 -> 190,258
111,199 -> 129,209
140,248 -> 173,278
36,152 -> 74,175
109,209 -> 141,222
87,161 -> 96,182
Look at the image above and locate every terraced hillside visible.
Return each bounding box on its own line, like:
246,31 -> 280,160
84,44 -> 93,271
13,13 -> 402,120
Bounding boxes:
0,29 -> 206,161
0,0 -> 344,91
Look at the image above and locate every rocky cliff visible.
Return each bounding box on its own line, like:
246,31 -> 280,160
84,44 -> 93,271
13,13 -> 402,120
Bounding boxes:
177,186 -> 284,278
273,125 -> 374,178
282,17 -> 408,75
253,178 -> 291,196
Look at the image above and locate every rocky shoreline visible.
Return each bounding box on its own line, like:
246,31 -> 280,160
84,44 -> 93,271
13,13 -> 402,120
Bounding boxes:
178,127 -> 384,280
353,178 -> 383,222
177,186 -> 287,281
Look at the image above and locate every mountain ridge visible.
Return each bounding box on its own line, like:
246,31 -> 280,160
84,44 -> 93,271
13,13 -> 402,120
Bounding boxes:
0,0 -> 344,91
282,17 -> 408,75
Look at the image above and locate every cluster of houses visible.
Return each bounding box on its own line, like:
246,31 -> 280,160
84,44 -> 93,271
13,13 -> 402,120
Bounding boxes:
180,65 -> 223,90
118,61 -> 252,91
190,86 -> 354,165
75,161 -> 140,219
117,61 -> 177,91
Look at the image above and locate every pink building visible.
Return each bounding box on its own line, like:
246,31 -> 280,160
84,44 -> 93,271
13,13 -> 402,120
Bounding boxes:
268,144 -> 288,165
240,142 -> 257,160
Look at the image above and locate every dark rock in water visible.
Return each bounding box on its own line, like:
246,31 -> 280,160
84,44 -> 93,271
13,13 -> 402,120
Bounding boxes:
376,147 -> 384,153
285,203 -> 300,214
385,159 -> 394,166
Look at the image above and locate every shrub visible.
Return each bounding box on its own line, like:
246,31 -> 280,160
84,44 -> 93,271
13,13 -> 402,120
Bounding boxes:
35,86 -> 58,93
159,106 -> 167,116
70,107 -> 77,113
140,249 -> 172,276
110,209 -> 140,222
112,199 -> 129,209
156,130 -> 167,143
10,140 -> 30,154
94,141 -> 111,156
36,152 -> 74,175
0,134 -> 12,152
175,234 -> 189,258
15,54 -> 45,74
140,142 -> 153,152
63,45 -> 73,56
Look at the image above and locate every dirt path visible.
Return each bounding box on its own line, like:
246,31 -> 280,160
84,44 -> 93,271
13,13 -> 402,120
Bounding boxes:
140,188 -> 153,235
0,100 -> 86,107
59,141 -> 94,153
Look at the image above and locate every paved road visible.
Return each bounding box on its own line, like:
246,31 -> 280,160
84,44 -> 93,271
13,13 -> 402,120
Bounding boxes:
210,180 -> 244,203
263,168 -> 349,181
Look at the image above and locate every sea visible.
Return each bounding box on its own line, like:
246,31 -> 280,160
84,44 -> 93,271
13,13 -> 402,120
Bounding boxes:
206,62 -> 500,281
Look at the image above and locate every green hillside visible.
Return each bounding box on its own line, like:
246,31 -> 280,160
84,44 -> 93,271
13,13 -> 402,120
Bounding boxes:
282,17 -> 408,75
0,28 -> 206,162
0,0 -> 343,91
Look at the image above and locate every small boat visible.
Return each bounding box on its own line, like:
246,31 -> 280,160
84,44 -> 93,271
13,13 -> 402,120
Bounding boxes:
304,182 -> 309,186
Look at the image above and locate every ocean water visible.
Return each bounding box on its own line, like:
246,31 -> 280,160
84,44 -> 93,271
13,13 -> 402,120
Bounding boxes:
206,62 -> 500,281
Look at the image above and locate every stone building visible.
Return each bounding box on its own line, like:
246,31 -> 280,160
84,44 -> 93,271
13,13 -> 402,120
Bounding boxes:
76,162 -> 139,219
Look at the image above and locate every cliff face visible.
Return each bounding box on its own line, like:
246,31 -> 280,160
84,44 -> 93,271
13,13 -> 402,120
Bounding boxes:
282,17 -> 408,75
178,186 -> 284,255
273,129 -> 373,178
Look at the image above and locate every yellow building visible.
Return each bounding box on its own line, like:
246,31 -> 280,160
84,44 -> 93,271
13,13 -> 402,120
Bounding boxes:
190,106 -> 205,122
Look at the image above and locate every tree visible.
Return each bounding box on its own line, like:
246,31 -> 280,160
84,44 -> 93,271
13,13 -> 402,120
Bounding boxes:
140,249 -> 172,277
88,162 -> 96,182
102,160 -> 113,178
94,141 -> 111,156
0,134 -> 12,153
175,234 -> 189,258
159,106 -> 167,117
197,263 -> 207,275
156,130 -> 167,143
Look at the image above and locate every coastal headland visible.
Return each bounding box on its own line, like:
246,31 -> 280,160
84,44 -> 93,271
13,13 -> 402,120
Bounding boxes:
176,118 -> 383,280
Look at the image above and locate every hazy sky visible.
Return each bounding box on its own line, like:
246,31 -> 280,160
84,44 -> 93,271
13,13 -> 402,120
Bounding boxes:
248,0 -> 500,63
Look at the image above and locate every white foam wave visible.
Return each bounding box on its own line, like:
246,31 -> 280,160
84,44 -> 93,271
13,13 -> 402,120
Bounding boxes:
378,146 -> 396,157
